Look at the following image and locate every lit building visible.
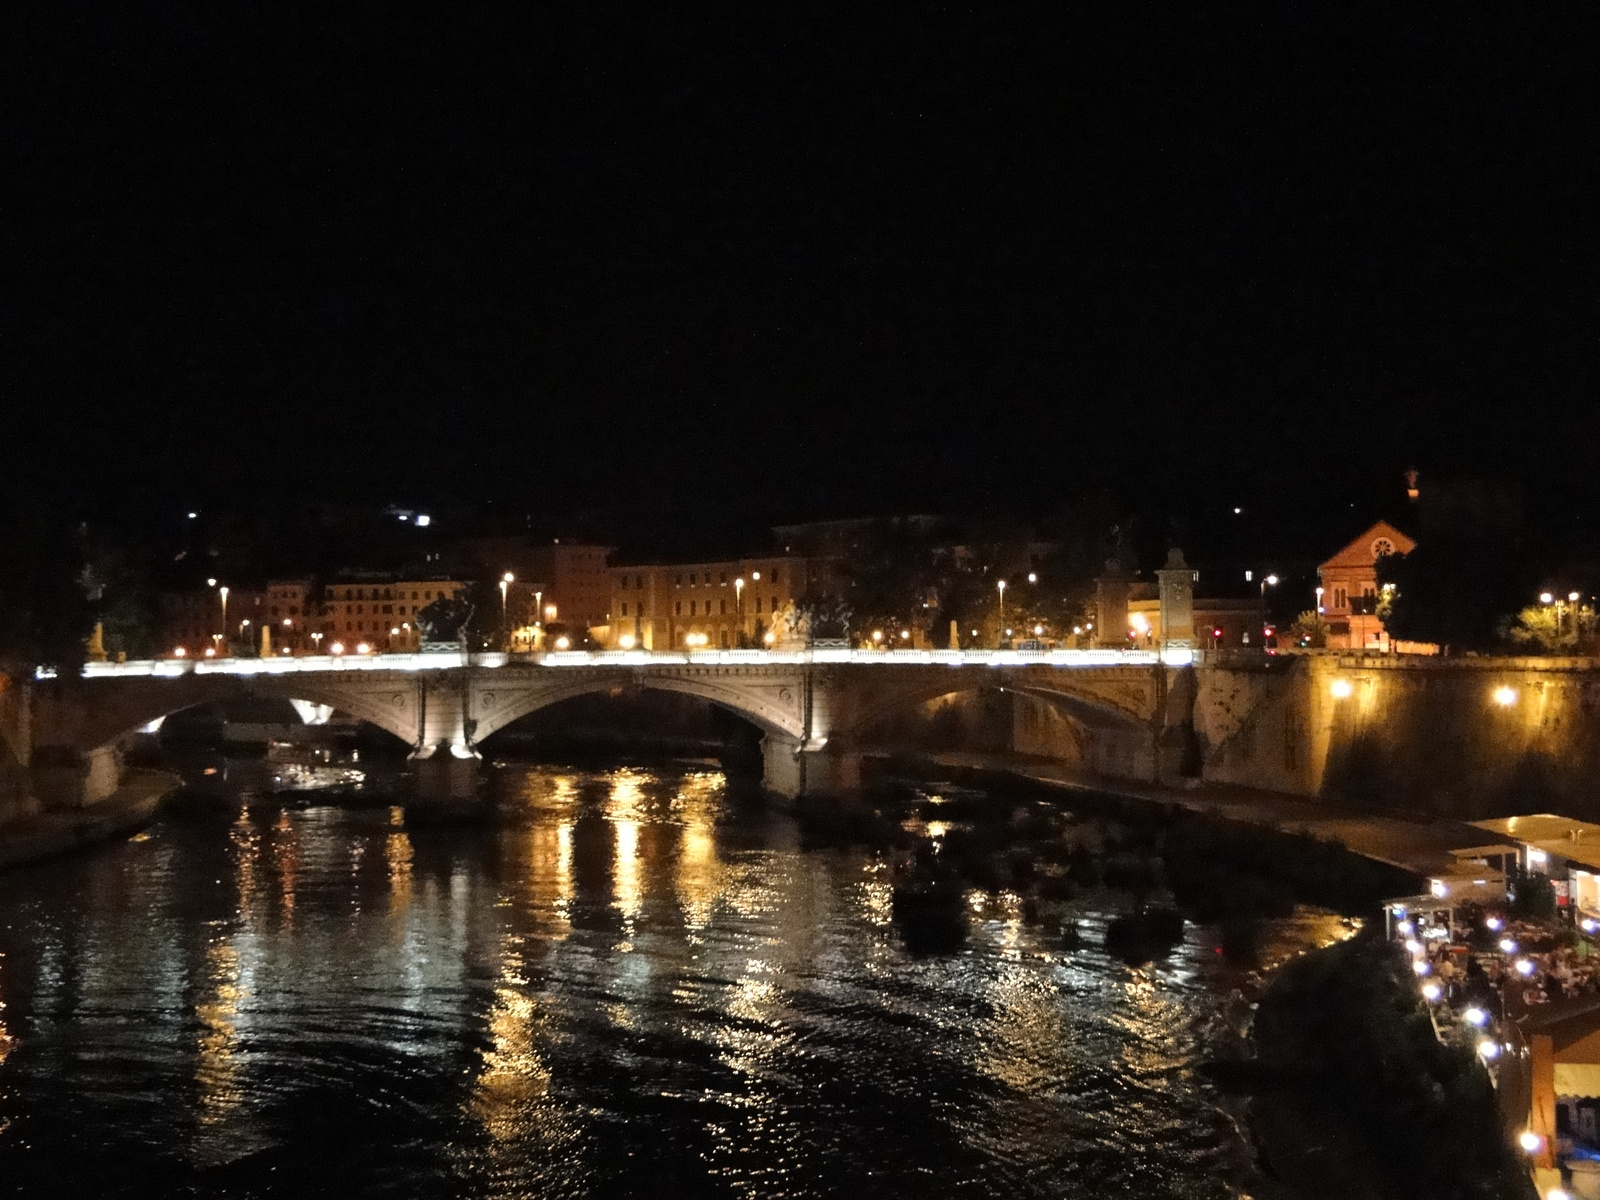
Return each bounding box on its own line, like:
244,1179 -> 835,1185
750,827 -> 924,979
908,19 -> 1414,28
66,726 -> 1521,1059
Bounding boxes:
1317,520 -> 1416,652
1126,589 -> 1260,649
610,557 -> 809,649
319,578 -> 467,653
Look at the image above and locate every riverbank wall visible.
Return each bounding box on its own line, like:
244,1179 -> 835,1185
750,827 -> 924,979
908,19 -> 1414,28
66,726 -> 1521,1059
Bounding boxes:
869,655 -> 1600,821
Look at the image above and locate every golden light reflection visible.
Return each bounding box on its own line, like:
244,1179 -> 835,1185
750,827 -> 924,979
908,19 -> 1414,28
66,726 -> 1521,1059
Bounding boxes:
195,939 -> 245,1133
0,950 -> 12,1069
231,805 -> 259,920
271,807 -> 298,921
470,974 -> 552,1138
974,965 -> 1062,1094
386,806 -> 413,916
608,772 -> 647,923
675,773 -> 724,929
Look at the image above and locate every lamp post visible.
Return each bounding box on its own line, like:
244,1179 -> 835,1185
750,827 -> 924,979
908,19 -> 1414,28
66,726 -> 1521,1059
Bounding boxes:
735,577 -> 745,647
996,579 -> 1007,648
534,590 -> 543,650
500,572 -> 513,649
1257,574 -> 1278,648
311,631 -> 323,655
218,585 -> 229,655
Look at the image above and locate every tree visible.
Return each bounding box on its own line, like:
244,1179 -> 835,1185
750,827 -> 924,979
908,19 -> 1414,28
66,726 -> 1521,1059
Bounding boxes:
1505,601 -> 1598,654
1376,532 -> 1538,652
1287,610 -> 1330,649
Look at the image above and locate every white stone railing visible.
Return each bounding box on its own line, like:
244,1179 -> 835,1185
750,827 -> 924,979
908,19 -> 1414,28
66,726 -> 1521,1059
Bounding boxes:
77,645 -> 1197,679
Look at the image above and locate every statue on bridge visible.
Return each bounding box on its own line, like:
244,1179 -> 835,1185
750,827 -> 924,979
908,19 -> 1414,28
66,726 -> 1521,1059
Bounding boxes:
416,594 -> 475,651
768,601 -> 811,649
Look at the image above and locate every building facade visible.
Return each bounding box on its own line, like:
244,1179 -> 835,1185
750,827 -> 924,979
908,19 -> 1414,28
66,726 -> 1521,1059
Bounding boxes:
1317,520 -> 1416,652
610,557 -> 808,649
319,578 -> 467,653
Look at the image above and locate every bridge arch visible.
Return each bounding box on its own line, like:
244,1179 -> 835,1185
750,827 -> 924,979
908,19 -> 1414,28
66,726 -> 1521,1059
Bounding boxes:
467,670 -> 806,745
39,674 -> 424,754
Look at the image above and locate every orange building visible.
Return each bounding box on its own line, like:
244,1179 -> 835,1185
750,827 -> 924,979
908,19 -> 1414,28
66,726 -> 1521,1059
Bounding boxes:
1317,520 -> 1416,652
610,557 -> 808,649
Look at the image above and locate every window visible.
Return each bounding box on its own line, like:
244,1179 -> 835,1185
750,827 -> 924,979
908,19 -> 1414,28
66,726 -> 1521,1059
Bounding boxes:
675,575 -> 682,587
720,572 -> 727,585
771,596 -> 778,612
719,600 -> 727,615
689,573 -> 697,585
675,601 -> 682,615
772,569 -> 780,585
755,598 -> 763,614
621,602 -> 629,617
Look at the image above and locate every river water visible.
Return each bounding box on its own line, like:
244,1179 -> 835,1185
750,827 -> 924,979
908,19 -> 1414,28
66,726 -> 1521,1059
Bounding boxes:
0,763 -> 1324,1198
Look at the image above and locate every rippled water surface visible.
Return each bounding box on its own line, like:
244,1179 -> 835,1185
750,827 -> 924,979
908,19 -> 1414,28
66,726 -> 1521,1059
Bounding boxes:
0,765 -> 1282,1197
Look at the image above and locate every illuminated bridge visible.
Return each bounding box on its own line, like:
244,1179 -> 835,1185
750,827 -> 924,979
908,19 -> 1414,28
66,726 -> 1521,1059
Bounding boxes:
15,647 -> 1201,805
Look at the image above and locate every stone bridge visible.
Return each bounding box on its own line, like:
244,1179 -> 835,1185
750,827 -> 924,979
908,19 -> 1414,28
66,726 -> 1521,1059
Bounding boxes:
7,648 -> 1196,806
12,648 -> 1600,820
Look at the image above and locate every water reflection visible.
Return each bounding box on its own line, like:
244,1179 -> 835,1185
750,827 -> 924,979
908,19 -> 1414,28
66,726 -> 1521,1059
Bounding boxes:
0,764 -> 1293,1198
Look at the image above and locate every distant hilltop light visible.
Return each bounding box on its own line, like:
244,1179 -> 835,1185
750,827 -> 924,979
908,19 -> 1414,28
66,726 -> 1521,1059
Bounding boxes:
415,514 -> 431,527
186,511 -> 197,519
397,513 -> 409,521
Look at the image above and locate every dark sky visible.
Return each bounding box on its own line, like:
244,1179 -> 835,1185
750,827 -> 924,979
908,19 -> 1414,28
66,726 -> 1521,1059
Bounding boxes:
8,7 -> 1600,558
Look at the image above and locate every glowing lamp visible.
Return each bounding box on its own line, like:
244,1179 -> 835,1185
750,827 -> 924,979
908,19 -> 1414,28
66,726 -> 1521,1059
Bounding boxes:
1478,1040 -> 1500,1061
619,634 -> 636,650
356,642 -> 371,654
1499,938 -> 1517,954
1486,916 -> 1503,931
1421,982 -> 1442,1001
330,642 -> 345,655
1516,958 -> 1535,976
554,636 -> 571,650
1330,678 -> 1353,699
1493,685 -> 1518,707
1464,1007 -> 1489,1027
173,647 -> 187,658
1520,1130 -> 1544,1153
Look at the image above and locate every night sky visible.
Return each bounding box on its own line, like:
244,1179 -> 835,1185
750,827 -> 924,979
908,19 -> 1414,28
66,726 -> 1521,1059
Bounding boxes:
9,8 -> 1600,560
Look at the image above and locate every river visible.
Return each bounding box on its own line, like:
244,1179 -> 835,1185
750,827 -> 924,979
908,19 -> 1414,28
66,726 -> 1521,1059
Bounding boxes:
0,761 -> 1337,1197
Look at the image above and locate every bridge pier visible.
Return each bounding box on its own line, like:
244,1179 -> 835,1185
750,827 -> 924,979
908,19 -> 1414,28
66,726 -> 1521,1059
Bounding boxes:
760,733 -> 863,800
408,744 -> 485,815
31,744 -> 122,809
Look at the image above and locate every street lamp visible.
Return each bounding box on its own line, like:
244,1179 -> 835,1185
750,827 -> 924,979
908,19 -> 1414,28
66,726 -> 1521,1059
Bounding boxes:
500,572 -> 513,648
735,577 -> 745,646
1257,574 -> 1278,647
311,631 -> 323,654
996,579 -> 1007,647
218,585 -> 229,654
1315,586 -> 1325,614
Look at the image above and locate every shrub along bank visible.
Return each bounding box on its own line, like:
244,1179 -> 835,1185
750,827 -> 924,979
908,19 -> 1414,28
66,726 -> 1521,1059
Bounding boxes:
1255,931 -> 1534,1200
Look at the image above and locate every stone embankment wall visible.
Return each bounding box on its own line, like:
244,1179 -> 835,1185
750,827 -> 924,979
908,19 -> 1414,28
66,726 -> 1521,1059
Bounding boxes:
873,656 -> 1600,821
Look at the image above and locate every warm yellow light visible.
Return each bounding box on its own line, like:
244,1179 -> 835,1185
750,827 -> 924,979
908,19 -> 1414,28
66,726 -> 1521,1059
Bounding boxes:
735,577 -> 744,587
1033,624 -> 1044,636
330,642 -> 344,655
544,604 -> 557,620
390,627 -> 400,636
503,572 -> 514,583
173,646 -> 187,657
1519,1130 -> 1544,1154
554,635 -> 571,650
1129,612 -> 1150,633
282,618 -> 292,626
1571,592 -> 1582,603
356,642 -> 371,654
872,629 -> 883,642
763,631 -> 775,644
751,571 -> 761,580
1027,573 -> 1037,583
204,647 -> 216,657
1494,685 -> 1518,707
1330,678 -> 1353,699
899,629 -> 910,640
619,634 -> 636,649
1541,592 -> 1555,605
